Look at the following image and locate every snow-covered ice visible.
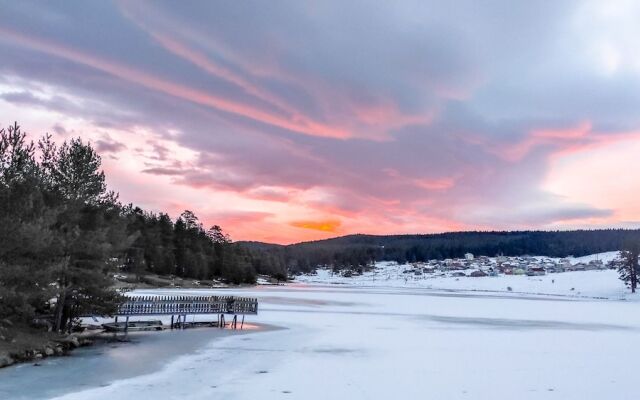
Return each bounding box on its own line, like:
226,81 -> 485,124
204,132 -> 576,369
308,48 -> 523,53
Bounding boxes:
8,253 -> 640,400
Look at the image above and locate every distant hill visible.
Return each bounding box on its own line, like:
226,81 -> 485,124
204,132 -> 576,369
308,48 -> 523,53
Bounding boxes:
236,241 -> 284,251
238,229 -> 640,273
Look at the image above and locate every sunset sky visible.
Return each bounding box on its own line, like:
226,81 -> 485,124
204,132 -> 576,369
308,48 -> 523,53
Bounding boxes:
2,1 -> 640,243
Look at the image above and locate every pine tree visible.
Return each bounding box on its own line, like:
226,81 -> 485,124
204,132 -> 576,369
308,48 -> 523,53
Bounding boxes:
0,123 -> 56,322
42,137 -> 127,332
180,210 -> 202,231
156,213 -> 176,275
618,243 -> 640,293
206,225 -> 230,244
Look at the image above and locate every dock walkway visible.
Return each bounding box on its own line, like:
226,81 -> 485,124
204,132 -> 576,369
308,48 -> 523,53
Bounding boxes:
112,295 -> 258,331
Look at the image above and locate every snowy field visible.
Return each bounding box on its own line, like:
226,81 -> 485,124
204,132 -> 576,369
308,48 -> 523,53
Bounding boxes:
27,256 -> 640,400
298,267 -> 630,299
295,252 -> 631,300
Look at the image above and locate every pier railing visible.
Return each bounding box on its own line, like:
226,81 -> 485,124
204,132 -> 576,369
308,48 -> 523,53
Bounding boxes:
116,295 -> 258,316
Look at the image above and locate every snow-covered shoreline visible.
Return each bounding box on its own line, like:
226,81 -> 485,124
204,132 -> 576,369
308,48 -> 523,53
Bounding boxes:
41,282 -> 640,400
7,253 -> 640,400
295,251 -> 635,300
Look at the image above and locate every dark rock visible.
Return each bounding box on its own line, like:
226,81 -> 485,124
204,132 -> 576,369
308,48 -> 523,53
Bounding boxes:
0,354 -> 15,368
62,336 -> 81,348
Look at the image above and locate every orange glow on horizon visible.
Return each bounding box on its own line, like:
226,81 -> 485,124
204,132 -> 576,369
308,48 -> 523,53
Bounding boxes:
290,219 -> 342,233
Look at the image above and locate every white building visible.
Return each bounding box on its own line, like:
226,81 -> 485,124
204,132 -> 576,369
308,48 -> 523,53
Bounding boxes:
464,253 -> 474,261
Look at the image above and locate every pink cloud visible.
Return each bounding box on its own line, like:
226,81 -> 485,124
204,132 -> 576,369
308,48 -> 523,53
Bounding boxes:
0,27 -> 352,139
5,2 -> 640,244
499,121 -> 592,162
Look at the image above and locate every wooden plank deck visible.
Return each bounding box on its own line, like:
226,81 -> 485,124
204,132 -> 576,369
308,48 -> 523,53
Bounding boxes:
116,295 -> 258,316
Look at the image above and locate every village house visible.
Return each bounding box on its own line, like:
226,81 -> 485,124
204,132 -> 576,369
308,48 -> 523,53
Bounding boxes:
526,266 -> 546,276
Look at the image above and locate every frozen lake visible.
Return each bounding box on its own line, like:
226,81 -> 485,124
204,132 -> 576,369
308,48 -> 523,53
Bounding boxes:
0,322 -> 266,400
2,278 -> 639,399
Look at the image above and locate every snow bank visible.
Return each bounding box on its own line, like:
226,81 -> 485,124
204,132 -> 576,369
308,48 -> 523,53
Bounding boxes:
566,251 -> 620,265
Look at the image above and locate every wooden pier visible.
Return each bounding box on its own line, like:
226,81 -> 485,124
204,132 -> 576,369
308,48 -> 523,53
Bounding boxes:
111,295 -> 258,332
